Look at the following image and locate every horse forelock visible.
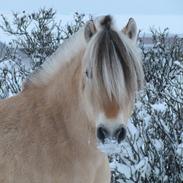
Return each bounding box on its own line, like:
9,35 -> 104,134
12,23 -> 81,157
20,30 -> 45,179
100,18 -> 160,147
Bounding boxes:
83,18 -> 144,110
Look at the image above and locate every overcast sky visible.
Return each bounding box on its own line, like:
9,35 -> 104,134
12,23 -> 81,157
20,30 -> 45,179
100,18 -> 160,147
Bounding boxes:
0,0 -> 183,42
1,0 -> 183,15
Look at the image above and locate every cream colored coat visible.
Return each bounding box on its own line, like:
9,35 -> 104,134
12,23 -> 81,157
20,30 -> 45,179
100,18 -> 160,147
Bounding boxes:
0,55 -> 111,183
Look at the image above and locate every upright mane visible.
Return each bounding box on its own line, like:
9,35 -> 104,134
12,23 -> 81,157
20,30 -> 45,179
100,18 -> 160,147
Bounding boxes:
83,16 -> 144,108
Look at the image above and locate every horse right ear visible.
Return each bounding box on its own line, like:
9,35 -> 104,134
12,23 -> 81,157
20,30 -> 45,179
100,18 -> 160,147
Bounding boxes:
84,21 -> 96,42
122,18 -> 137,42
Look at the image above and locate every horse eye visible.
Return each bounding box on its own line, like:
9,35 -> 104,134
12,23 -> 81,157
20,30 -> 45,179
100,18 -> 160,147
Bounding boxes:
85,70 -> 92,79
86,70 -> 89,78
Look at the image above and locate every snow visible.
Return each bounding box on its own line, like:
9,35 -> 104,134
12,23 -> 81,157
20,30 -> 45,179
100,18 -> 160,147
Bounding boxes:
97,139 -> 121,155
110,160 -> 132,180
152,139 -> 163,151
176,143 -> 183,156
174,60 -> 183,69
151,102 -> 167,113
132,157 -> 149,177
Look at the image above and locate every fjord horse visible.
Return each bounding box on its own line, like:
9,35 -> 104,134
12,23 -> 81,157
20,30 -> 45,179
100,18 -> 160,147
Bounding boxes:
0,16 -> 144,183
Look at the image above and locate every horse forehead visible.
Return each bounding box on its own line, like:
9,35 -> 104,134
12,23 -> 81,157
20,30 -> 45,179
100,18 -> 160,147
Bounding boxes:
96,111 -> 126,125
96,100 -> 132,124
103,101 -> 120,119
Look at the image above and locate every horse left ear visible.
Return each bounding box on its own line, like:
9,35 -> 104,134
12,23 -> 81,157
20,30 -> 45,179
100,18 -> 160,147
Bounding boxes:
84,20 -> 96,42
122,18 -> 137,42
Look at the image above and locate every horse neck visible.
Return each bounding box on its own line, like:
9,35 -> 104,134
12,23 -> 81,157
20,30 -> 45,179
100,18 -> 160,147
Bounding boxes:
44,52 -> 96,148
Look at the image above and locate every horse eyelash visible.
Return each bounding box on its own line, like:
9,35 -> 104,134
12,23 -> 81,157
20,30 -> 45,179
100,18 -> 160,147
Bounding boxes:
85,70 -> 89,78
85,70 -> 92,79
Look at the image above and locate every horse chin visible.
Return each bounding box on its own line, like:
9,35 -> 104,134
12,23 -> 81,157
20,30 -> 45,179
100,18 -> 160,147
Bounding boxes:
96,138 -> 122,155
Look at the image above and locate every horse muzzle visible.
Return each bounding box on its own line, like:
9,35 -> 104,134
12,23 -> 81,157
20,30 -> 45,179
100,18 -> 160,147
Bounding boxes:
97,124 -> 126,144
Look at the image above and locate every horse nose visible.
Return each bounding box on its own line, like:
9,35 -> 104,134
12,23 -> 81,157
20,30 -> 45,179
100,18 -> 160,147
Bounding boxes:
114,125 -> 126,143
97,125 -> 109,143
97,125 -> 126,143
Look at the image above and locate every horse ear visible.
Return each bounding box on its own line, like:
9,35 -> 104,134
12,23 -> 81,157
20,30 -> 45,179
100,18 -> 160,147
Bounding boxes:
122,18 -> 137,42
84,20 -> 96,42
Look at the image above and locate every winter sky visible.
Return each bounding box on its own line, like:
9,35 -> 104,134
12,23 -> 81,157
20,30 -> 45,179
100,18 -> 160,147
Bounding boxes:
0,0 -> 183,42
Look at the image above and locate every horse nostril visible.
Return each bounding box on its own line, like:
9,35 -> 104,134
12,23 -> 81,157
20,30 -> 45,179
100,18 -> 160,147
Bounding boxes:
97,126 -> 109,143
114,126 -> 126,143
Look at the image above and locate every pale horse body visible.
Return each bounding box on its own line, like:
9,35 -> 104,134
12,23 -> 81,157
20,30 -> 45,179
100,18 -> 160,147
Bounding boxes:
0,16 -> 144,183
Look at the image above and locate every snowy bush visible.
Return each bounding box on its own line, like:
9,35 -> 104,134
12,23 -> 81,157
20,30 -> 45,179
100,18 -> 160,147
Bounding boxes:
0,9 -> 84,98
110,29 -> 183,183
0,10 -> 183,182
